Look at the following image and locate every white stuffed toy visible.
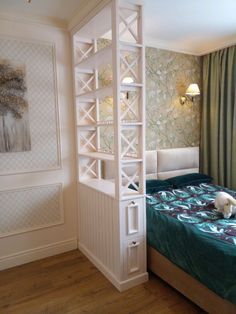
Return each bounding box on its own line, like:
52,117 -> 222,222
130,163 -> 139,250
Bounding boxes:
215,191 -> 236,219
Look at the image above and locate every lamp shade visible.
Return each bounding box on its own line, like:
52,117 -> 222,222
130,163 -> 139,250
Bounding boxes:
122,77 -> 134,84
185,83 -> 200,96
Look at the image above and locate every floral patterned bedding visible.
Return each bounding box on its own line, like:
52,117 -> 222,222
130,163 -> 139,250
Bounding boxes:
146,183 -> 236,304
147,183 -> 236,245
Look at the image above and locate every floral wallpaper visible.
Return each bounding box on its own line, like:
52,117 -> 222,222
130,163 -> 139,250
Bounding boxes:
97,39 -> 202,151
146,47 -> 201,150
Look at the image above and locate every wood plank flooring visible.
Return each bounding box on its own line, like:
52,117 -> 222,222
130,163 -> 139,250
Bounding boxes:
0,250 -> 205,314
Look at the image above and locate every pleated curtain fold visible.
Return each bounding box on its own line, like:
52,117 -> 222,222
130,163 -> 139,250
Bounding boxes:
201,45 -> 236,189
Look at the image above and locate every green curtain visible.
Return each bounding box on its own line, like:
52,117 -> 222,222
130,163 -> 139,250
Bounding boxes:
201,45 -> 236,189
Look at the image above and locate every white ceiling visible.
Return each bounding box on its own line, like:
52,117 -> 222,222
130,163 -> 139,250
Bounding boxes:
0,0 -> 85,25
142,0 -> 236,55
0,0 -> 236,55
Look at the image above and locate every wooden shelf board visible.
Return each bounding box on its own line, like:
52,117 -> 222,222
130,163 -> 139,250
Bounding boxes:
77,85 -> 112,100
77,121 -> 114,127
77,121 -> 142,128
78,152 -> 142,163
79,178 -> 141,199
122,158 -> 143,163
76,82 -> 143,100
80,179 -> 116,197
120,83 -> 143,91
79,152 -> 114,161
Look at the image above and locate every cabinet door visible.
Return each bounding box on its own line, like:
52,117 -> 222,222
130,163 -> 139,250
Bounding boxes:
121,198 -> 145,239
125,237 -> 146,277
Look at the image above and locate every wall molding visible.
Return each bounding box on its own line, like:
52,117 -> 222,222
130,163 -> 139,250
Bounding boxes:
0,12 -> 67,31
0,183 -> 64,238
0,238 -> 77,271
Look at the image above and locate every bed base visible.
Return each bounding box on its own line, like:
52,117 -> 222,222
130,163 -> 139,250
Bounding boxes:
147,246 -> 236,314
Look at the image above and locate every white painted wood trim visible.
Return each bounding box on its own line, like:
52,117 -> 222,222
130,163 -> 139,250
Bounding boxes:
139,3 -> 146,195
72,0 -> 147,292
0,238 -> 77,271
0,183 -> 64,238
79,242 -> 148,291
112,0 -> 122,199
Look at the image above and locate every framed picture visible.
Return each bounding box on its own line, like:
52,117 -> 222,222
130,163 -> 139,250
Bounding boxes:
0,60 -> 31,153
0,37 -> 61,174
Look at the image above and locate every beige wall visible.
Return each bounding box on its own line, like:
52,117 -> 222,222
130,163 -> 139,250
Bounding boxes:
0,18 -> 77,269
146,47 -> 201,149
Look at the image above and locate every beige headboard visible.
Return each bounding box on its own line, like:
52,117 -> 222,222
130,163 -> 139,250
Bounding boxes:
156,147 -> 199,179
103,147 -> 199,180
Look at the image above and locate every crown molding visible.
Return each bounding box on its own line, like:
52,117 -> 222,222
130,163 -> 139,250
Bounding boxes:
0,11 -> 67,31
145,39 -> 201,56
197,39 -> 236,56
146,37 -> 236,57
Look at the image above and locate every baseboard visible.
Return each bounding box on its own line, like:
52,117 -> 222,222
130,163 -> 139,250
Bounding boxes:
79,242 -> 148,292
118,272 -> 149,292
0,238 -> 77,271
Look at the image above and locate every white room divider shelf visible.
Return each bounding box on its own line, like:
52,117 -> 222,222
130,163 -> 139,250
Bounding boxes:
72,0 -> 148,291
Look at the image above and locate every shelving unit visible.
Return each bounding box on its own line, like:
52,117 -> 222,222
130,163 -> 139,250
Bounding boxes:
72,0 -> 147,291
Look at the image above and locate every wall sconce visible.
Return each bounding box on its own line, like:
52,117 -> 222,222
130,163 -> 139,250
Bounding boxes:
122,76 -> 134,99
180,83 -> 200,105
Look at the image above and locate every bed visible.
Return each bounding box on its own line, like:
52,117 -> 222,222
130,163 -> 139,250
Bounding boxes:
104,147 -> 236,313
146,147 -> 236,313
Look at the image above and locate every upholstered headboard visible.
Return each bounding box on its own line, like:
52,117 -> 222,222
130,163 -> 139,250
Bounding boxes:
156,147 -> 199,179
103,147 -> 199,180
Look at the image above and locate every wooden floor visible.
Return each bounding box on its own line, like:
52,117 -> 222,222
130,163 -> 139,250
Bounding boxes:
0,250 -> 206,314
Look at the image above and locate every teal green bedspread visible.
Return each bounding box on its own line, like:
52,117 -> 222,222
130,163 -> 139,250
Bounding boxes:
146,183 -> 236,305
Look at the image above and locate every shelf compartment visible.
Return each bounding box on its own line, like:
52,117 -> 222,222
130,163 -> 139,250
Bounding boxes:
77,85 -> 112,100
77,82 -> 142,99
75,46 -> 112,71
78,151 -> 142,163
79,151 -> 114,161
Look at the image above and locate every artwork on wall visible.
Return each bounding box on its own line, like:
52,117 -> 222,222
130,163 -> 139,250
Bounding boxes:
0,60 -> 31,153
0,37 -> 61,174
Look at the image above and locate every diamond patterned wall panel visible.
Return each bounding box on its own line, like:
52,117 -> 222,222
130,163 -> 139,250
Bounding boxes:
0,37 -> 60,174
0,183 -> 63,237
